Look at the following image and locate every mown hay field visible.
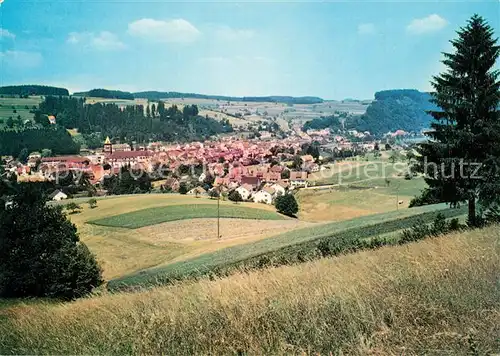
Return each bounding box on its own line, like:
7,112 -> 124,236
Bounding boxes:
63,194 -> 300,280
298,175 -> 428,221
89,204 -> 286,229
1,226 -> 498,355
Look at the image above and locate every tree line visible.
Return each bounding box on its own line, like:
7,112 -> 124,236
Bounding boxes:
0,85 -> 69,97
73,89 -> 134,100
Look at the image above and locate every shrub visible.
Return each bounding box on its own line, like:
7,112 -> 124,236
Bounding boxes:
87,198 -> 97,209
0,186 -> 102,299
65,202 -> 82,214
275,194 -> 299,217
228,190 -> 243,203
399,213 -> 463,244
208,189 -> 220,199
178,182 -> 188,195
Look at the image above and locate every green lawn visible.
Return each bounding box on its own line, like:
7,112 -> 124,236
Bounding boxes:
313,161 -> 405,186
0,96 -> 42,127
109,203 -> 467,290
89,204 -> 286,229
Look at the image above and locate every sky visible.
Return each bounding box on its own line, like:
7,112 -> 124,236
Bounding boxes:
0,0 -> 498,99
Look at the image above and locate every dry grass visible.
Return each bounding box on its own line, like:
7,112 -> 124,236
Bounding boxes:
1,226 -> 498,355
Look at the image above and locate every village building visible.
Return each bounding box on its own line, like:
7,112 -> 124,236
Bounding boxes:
236,184 -> 253,200
187,186 -> 207,196
253,187 -> 275,204
48,190 -> 68,201
290,171 -> 309,188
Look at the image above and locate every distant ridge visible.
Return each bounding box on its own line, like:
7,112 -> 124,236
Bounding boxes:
73,89 -> 134,100
134,91 -> 324,104
0,85 -> 69,96
72,89 -> 324,104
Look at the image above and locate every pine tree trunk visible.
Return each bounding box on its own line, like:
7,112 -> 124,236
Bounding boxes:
468,196 -> 476,226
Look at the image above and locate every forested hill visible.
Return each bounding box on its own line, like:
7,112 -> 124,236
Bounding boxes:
37,96 -> 232,143
0,85 -> 69,97
73,89 -> 134,100
348,89 -> 438,135
134,91 -> 324,104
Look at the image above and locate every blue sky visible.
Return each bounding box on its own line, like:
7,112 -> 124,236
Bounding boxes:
0,0 -> 498,99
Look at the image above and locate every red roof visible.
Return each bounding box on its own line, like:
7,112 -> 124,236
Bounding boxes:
108,151 -> 152,160
240,175 -> 261,187
42,156 -> 89,164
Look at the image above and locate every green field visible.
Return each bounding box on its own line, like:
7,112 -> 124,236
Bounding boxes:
109,203 -> 467,290
89,204 -> 286,229
0,96 -> 42,127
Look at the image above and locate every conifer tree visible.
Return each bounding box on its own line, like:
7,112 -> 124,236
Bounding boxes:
415,15 -> 499,226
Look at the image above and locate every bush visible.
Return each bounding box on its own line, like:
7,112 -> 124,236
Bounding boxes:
275,194 -> 299,217
65,202 -> 82,214
178,182 -> 188,195
399,213 -> 463,244
88,198 -> 97,209
409,188 -> 443,207
0,186 -> 102,299
228,190 -> 243,203
208,189 -> 220,199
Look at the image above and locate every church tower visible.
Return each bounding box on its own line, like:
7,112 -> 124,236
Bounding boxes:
104,136 -> 113,154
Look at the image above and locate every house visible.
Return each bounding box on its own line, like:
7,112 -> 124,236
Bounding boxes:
106,151 -> 152,169
187,186 -> 207,196
163,178 -> 180,192
198,172 -> 207,183
253,187 -> 275,204
236,184 -> 253,200
48,115 -> 56,125
290,171 -> 308,188
270,181 -> 288,196
240,175 -> 261,189
48,190 -> 68,201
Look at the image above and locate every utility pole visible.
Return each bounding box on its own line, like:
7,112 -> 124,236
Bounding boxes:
217,185 -> 221,239
396,182 -> 400,211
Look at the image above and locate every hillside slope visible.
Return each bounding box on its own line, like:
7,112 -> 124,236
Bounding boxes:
1,226 -> 498,354
349,89 -> 438,135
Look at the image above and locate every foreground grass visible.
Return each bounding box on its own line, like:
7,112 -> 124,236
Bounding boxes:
89,204 -> 285,229
109,204 -> 466,289
1,226 -> 498,354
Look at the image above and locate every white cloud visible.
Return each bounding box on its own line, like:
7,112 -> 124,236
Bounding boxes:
406,14 -> 448,35
0,28 -> 15,39
357,23 -> 376,35
128,18 -> 201,43
0,50 -> 42,68
67,31 -> 126,51
215,26 -> 255,41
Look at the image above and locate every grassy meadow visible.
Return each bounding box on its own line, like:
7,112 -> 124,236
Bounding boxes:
1,226 -> 498,354
89,204 -> 285,228
300,159 -> 426,221
0,96 -> 42,127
